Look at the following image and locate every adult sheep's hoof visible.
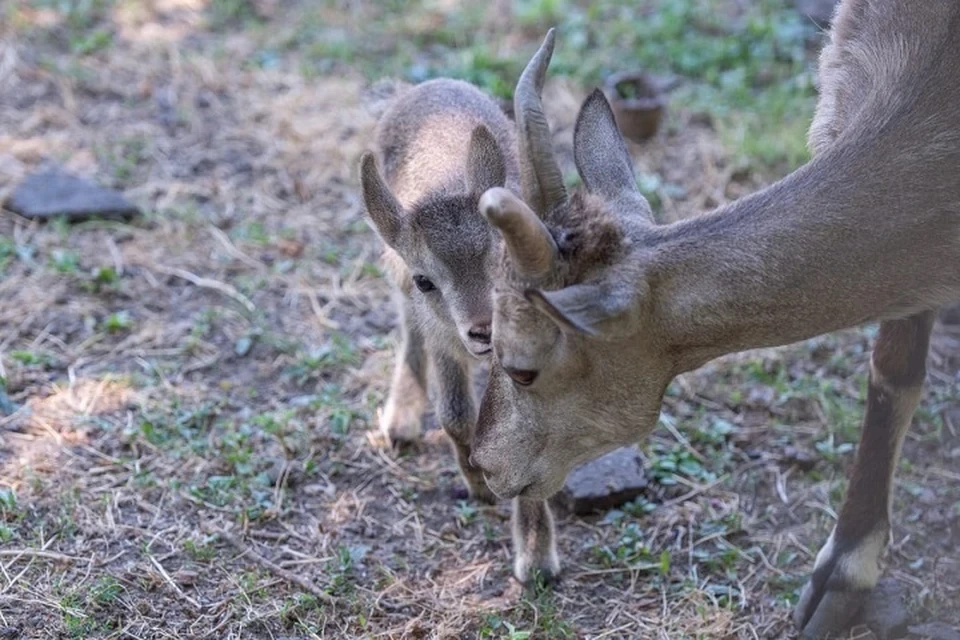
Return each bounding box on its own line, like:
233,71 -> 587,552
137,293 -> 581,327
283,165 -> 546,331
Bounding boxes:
794,576 -> 910,640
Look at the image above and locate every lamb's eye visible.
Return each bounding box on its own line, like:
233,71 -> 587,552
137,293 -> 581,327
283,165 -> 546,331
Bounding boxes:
413,276 -> 436,293
504,367 -> 538,387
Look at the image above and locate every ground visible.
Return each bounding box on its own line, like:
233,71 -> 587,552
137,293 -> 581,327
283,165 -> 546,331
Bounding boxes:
0,1 -> 958,639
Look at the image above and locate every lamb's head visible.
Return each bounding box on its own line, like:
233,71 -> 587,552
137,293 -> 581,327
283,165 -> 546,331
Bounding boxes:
470,30 -> 673,501
360,124 -> 508,358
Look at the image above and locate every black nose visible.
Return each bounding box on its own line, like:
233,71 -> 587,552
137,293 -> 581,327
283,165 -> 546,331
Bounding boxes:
468,324 -> 491,344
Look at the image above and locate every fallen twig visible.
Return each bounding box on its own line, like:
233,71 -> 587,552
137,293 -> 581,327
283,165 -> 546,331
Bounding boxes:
152,265 -> 256,314
0,550 -> 78,562
148,554 -> 203,612
201,522 -> 335,604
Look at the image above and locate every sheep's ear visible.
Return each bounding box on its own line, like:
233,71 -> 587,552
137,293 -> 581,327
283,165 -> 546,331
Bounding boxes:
466,125 -> 507,194
525,279 -> 640,339
573,89 -> 652,217
360,152 -> 404,247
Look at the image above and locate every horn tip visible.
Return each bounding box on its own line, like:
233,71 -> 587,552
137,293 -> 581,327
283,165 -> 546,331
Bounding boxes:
542,27 -> 556,55
479,187 -> 514,226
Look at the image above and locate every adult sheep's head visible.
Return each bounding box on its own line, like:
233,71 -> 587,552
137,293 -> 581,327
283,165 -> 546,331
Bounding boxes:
469,30 -> 673,501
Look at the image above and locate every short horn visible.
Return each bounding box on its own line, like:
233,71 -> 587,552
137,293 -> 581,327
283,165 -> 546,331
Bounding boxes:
480,187 -> 557,279
514,28 -> 568,216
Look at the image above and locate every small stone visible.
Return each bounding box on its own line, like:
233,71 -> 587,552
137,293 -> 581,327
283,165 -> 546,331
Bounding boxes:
5,167 -> 140,222
558,446 -> 648,515
234,336 -> 254,357
860,578 -> 911,640
0,383 -> 17,417
173,569 -> 199,586
276,238 -> 304,258
747,385 -> 776,407
908,622 -> 960,640
303,482 -> 335,498
265,460 -> 301,488
782,445 -> 818,472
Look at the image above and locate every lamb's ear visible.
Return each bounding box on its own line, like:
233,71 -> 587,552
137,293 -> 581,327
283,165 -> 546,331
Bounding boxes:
466,124 -> 507,194
525,280 -> 640,339
360,152 -> 404,247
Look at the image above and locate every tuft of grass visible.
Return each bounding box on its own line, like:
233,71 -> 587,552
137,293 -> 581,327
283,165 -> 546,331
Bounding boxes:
10,350 -> 55,367
90,575 -> 123,606
102,310 -> 134,333
0,488 -> 19,519
0,236 -> 16,275
50,249 -> 81,274
70,27 -> 112,55
647,442 -> 717,487
284,334 -> 361,386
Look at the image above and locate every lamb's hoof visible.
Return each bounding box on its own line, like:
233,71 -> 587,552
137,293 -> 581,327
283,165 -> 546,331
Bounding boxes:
469,482 -> 498,506
379,404 -> 423,449
450,483 -> 497,505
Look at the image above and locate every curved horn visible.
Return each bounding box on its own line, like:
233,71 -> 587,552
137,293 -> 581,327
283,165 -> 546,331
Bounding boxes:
480,187 -> 558,279
515,28 -> 568,216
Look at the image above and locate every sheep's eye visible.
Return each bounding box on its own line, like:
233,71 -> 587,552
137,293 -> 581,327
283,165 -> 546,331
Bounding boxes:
504,367 -> 538,387
413,276 -> 436,293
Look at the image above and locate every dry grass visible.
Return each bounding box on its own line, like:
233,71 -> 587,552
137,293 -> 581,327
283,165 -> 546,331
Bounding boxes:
0,1 -> 957,639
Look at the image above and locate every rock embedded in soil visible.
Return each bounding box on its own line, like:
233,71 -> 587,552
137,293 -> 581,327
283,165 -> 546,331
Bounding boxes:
908,622 -> 960,640
782,445 -> 818,472
557,446 -> 648,515
4,167 -> 140,222
860,577 -> 911,640
0,384 -> 17,417
939,301 -> 960,325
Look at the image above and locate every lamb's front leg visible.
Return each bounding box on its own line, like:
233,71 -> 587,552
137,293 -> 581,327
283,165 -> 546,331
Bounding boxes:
795,311 -> 934,639
381,295 -> 429,446
512,497 -> 560,584
432,353 -> 496,504
433,355 -> 559,580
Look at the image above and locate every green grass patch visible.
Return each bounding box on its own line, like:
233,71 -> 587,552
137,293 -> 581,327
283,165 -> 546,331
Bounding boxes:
285,0 -> 817,173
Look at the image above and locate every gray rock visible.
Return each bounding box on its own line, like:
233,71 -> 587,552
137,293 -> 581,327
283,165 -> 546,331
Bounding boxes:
939,301 -> 960,325
794,0 -> 841,26
5,168 -> 140,222
557,446 -> 648,515
861,578 -> 911,640
0,382 -> 16,417
908,623 -> 960,640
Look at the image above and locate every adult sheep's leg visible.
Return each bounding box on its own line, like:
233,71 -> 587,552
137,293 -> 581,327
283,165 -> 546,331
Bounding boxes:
794,311 -> 934,639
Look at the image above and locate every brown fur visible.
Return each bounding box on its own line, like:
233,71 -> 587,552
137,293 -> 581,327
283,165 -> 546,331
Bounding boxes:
548,192 -> 626,279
